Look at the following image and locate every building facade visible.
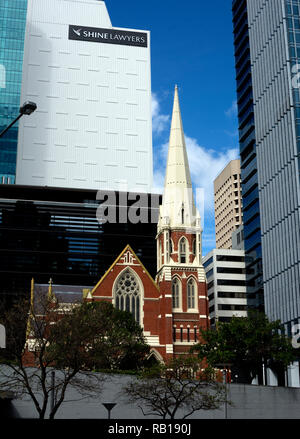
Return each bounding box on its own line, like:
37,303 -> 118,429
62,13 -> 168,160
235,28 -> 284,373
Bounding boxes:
203,249 -> 247,328
25,87 -> 209,362
0,184 -> 160,304
232,0 -> 300,333
90,87 -> 209,360
232,0 -> 264,314
16,0 -> 153,193
214,159 -> 243,249
155,86 -> 209,357
232,224 -> 245,251
0,0 -> 27,184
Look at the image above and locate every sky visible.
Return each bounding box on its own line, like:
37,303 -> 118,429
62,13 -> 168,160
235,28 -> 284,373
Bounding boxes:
105,0 -> 239,256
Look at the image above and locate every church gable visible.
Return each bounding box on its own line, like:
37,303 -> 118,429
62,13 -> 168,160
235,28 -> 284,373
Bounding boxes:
90,245 -> 161,343
91,245 -> 160,301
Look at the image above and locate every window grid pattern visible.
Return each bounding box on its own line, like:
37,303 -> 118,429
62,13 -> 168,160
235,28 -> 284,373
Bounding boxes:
0,0 -> 27,181
286,0 -> 300,175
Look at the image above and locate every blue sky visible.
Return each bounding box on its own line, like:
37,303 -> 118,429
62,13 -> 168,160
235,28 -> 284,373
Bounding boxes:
106,0 -> 239,255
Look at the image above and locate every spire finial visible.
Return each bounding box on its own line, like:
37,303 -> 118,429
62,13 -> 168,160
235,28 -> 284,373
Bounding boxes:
48,278 -> 55,301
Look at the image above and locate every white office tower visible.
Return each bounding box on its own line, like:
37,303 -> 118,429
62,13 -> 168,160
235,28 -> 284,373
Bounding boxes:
16,0 -> 152,192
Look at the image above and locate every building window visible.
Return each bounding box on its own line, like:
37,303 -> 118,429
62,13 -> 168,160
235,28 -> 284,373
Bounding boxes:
192,239 -> 196,255
159,240 -> 162,268
172,277 -> 181,309
179,237 -> 187,263
187,327 -> 190,342
209,305 -> 215,313
114,269 -> 141,324
217,279 -> 246,286
187,278 -> 196,309
165,231 -> 169,263
173,326 -> 176,342
203,256 -> 213,268
180,327 -> 183,342
194,327 -> 198,342
206,268 -> 214,278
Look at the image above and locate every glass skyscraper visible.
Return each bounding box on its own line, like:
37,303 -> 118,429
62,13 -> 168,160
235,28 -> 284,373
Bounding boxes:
232,0 -> 264,313
0,0 -> 27,184
232,0 -> 300,333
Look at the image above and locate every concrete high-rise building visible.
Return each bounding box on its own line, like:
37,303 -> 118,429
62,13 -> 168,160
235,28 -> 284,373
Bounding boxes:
0,0 -> 27,184
214,159 -> 243,249
16,0 -> 153,193
203,249 -> 247,328
232,0 -> 300,333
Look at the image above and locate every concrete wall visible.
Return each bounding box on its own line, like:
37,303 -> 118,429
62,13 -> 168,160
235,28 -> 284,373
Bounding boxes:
4,373 -> 300,419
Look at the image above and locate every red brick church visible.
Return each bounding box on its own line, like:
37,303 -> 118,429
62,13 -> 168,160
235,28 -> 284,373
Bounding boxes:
28,87 -> 209,363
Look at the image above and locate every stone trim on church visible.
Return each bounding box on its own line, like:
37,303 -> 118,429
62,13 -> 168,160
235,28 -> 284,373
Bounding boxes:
24,86 -> 209,364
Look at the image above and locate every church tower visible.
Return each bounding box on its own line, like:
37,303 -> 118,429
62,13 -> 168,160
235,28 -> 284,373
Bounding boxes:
156,86 -> 209,359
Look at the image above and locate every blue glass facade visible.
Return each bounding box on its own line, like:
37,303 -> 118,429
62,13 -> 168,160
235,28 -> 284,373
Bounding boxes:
0,185 -> 161,305
232,0 -> 264,312
286,0 -> 300,184
0,0 -> 27,184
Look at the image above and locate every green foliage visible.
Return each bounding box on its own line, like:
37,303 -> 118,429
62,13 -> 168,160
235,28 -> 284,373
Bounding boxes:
192,311 -> 298,383
0,296 -> 150,419
48,301 -> 150,371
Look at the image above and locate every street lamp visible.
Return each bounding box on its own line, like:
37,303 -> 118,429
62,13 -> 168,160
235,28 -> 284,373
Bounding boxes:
0,101 -> 37,138
102,403 -> 116,419
215,363 -> 232,420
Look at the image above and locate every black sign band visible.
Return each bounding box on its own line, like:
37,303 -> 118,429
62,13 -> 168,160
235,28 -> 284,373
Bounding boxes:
68,25 -> 148,48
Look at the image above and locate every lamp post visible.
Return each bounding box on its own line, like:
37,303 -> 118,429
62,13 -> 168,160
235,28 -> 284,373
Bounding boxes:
215,363 -> 232,419
102,403 -> 116,419
0,101 -> 37,138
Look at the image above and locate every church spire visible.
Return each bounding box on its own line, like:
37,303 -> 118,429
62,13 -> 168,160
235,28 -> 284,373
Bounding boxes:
164,85 -> 192,191
160,86 -> 198,229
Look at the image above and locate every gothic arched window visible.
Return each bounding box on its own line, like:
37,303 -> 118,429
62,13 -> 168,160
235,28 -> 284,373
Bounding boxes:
187,278 -> 197,310
179,237 -> 187,263
114,269 -> 141,324
192,239 -> 196,255
172,278 -> 181,309
170,238 -> 173,254
166,231 -> 170,263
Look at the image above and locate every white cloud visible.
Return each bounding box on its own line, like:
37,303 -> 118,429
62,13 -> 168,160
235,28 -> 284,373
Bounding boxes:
153,136 -> 239,213
185,135 -> 239,214
224,129 -> 239,138
152,92 -> 239,254
152,93 -> 170,136
225,100 -> 238,118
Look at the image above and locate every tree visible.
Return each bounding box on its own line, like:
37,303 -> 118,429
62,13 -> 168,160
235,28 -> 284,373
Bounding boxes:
122,356 -> 227,419
60,300 -> 150,371
0,293 -> 150,419
192,311 -> 298,384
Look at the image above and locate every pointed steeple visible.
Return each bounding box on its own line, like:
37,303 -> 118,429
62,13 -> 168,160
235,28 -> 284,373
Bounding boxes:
48,278 -> 56,302
159,86 -> 199,229
164,85 -> 192,191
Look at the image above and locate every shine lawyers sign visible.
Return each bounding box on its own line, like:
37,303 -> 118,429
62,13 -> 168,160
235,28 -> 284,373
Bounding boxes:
69,25 -> 148,48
